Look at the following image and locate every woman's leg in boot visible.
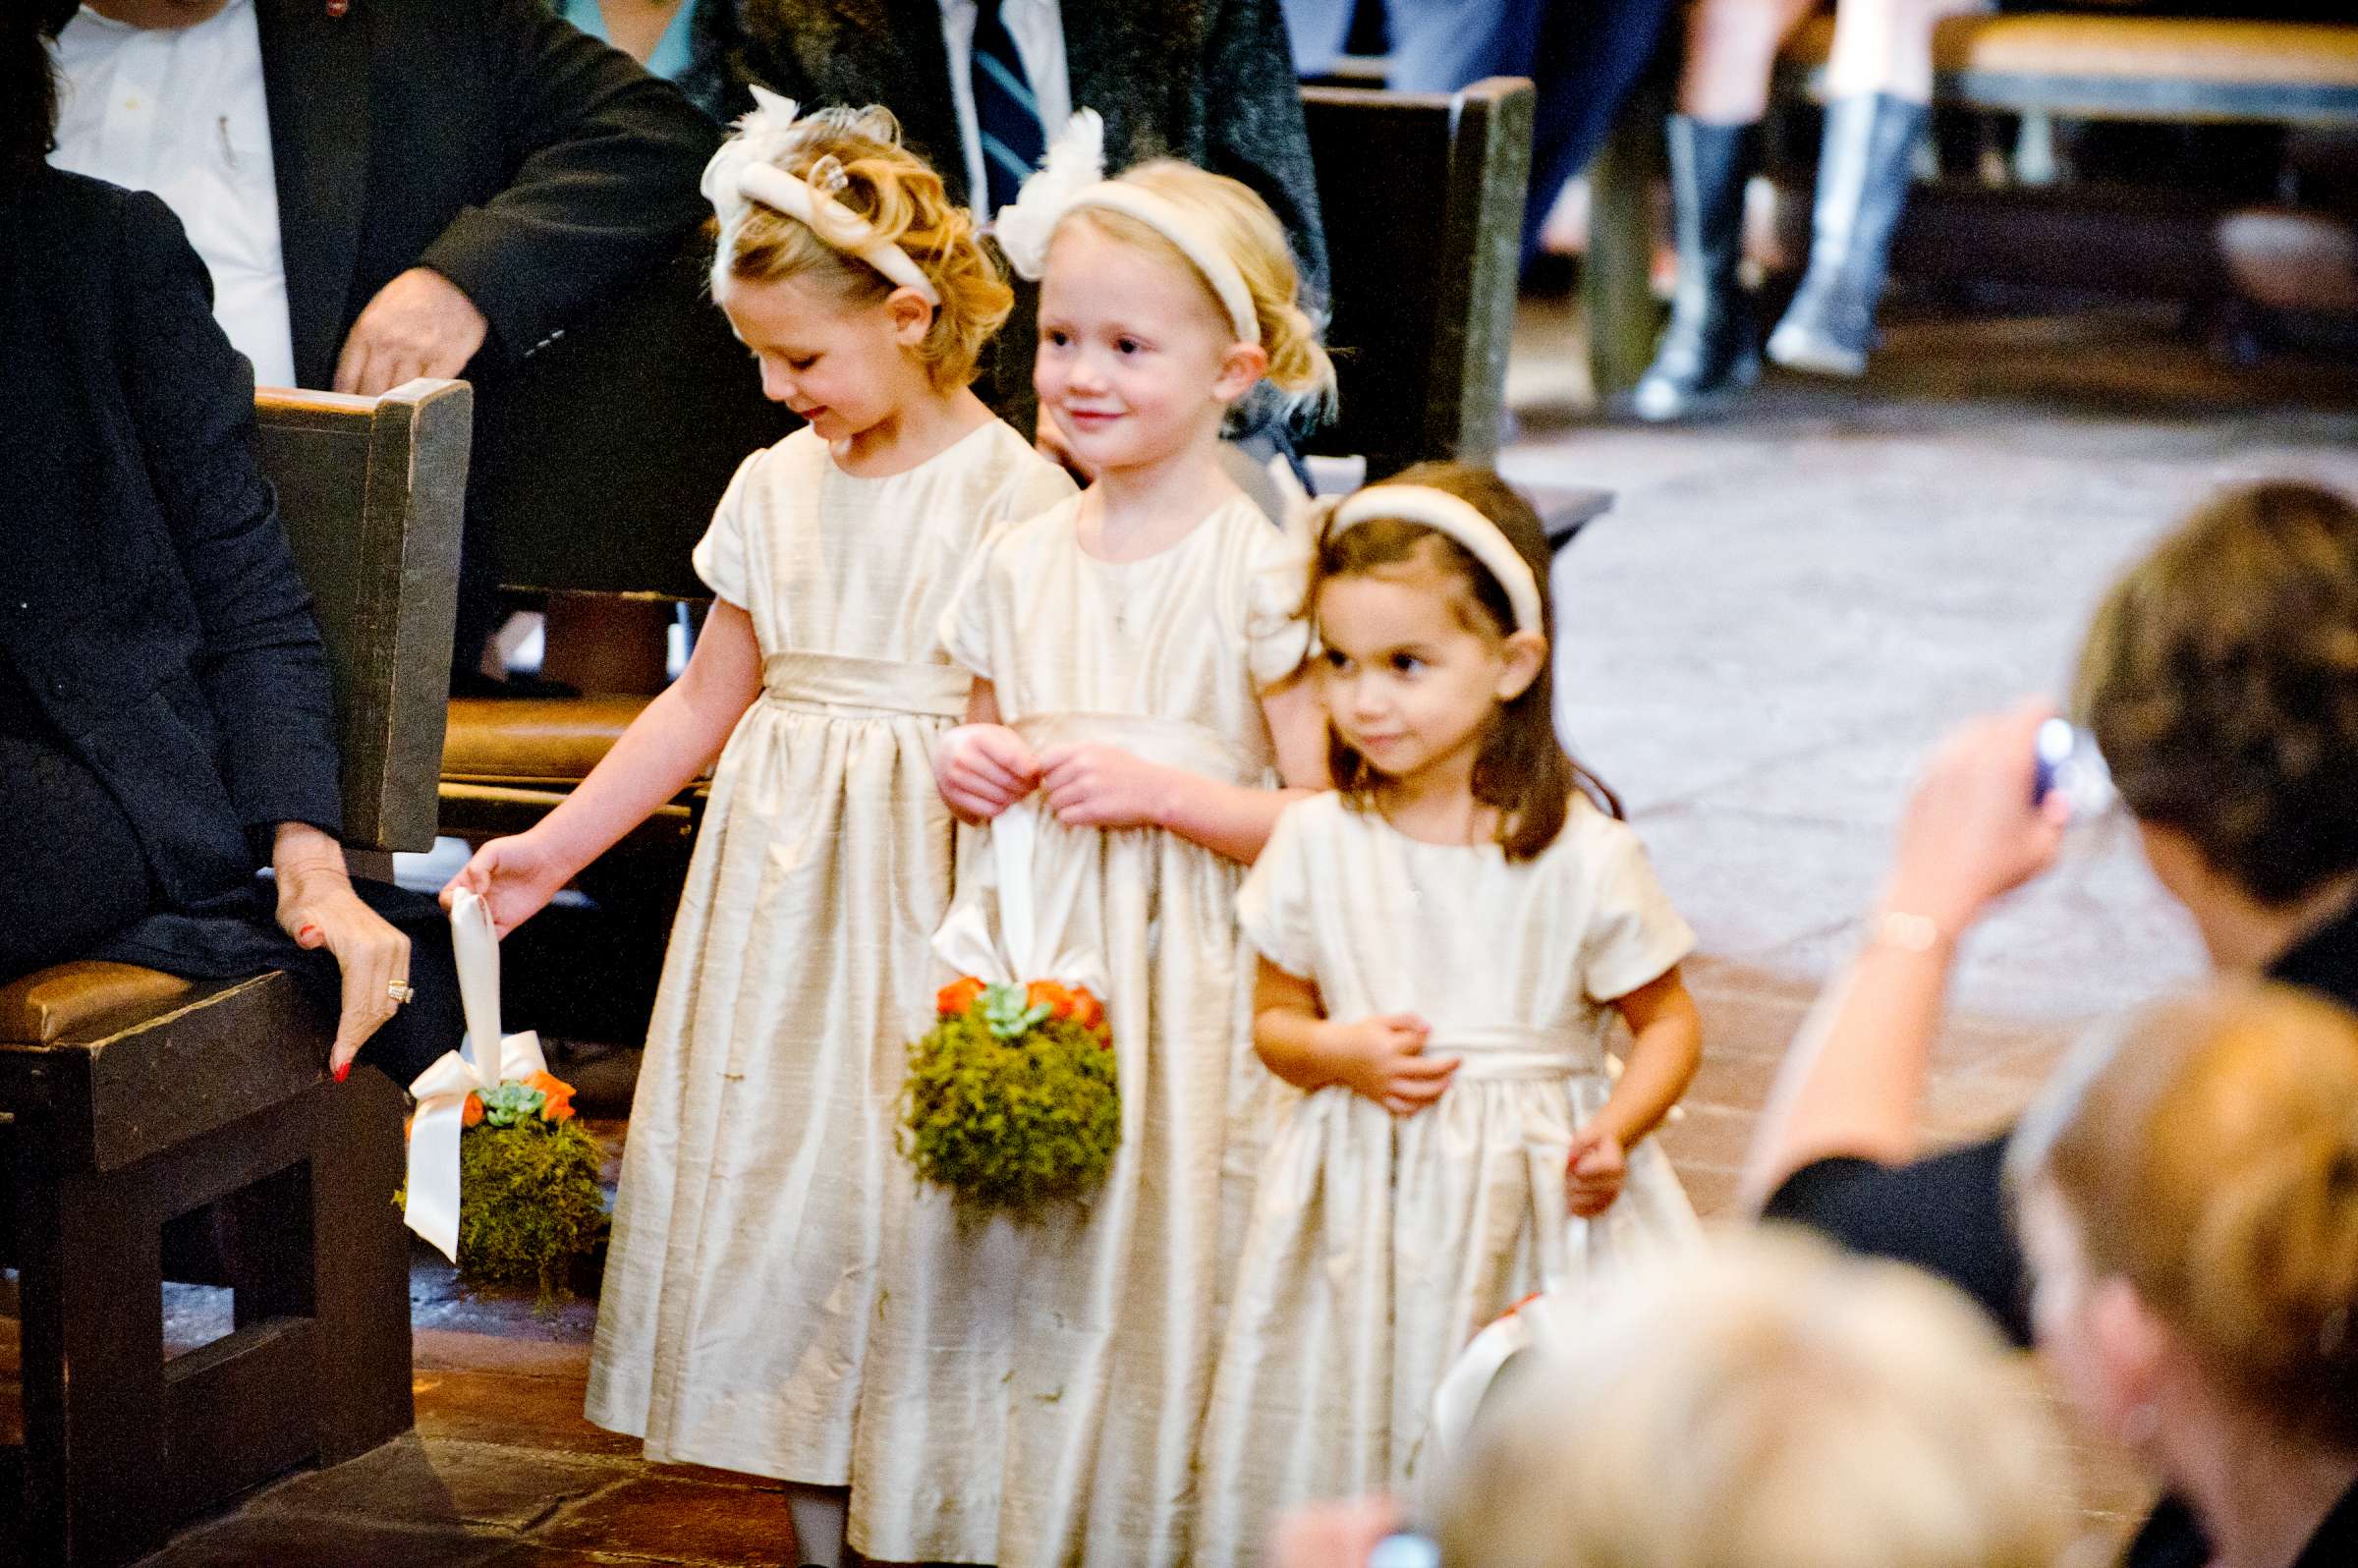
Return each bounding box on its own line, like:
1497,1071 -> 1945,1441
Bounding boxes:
1633,0 -> 1815,420
1766,0 -> 1987,374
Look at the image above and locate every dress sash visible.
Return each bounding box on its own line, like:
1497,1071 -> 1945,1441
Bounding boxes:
1012,710 -> 1262,786
762,650 -> 970,719
1423,1023 -> 1600,1083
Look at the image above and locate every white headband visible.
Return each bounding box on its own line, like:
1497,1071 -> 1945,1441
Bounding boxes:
1325,484 -> 1545,634
702,85 -> 942,307
992,110 -> 1260,344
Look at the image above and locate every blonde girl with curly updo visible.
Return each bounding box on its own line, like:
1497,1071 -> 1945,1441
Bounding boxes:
867,121 -> 1334,1567
2012,983 -> 2358,1568
446,89 -> 1074,1568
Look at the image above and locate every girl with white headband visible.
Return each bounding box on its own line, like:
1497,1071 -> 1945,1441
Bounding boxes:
1194,463 -> 1706,1558
445,91 -> 1074,1568
881,129 -> 1334,1567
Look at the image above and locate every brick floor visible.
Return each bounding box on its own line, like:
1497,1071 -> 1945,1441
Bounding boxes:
5,297 -> 2352,1565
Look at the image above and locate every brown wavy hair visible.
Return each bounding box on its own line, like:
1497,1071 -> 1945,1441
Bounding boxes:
1311,463 -> 1619,861
711,105 -> 1011,390
2074,480 -> 2358,905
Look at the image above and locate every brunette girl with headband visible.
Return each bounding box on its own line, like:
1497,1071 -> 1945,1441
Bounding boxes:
445,90 -> 1073,1568
884,115 -> 1333,1567
1193,464 -> 1707,1560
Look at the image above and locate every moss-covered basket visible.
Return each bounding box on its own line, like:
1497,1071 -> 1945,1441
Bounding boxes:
455,1115 -> 609,1300
901,979 -> 1119,1215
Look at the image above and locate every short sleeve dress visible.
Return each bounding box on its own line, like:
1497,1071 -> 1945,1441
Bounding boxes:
845,492 -> 1309,1568
1195,791 -> 1702,1560
585,421 -> 1075,1482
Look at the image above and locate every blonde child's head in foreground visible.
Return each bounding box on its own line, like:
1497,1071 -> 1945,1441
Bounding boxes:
1034,160 -> 1334,476
1436,1230 -> 2075,1568
706,101 -> 1009,447
2008,983 -> 2358,1468
1310,463 -> 1618,859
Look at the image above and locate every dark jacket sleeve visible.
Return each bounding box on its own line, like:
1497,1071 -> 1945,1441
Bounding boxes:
1762,1134 -> 2031,1346
419,1 -> 720,361
1204,0 -> 1329,302
115,191 -> 344,845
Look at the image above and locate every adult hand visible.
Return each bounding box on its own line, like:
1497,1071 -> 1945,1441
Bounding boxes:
1039,742 -> 1174,830
1267,1496 -> 1405,1568
332,267 -> 489,396
442,832 -> 572,939
1036,404 -> 1093,483
1332,1013 -> 1454,1116
1882,700 -> 2072,939
1565,1124 -> 1627,1217
937,723 -> 1040,823
272,824 -> 410,1079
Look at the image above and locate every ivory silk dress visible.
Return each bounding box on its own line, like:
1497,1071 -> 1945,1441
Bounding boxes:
1194,791 -> 1702,1560
585,421 -> 1075,1481
844,492 -> 1310,1567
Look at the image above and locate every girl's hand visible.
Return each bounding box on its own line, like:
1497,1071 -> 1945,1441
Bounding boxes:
1565,1124 -> 1628,1217
272,824 -> 411,1079
1883,700 -> 2071,938
1333,1014 -> 1454,1116
442,832 -> 571,939
1267,1496 -> 1405,1568
1039,742 -> 1176,830
937,723 -> 1040,822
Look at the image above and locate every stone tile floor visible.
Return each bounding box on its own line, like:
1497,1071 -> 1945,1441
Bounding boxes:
11,293 -> 2358,1564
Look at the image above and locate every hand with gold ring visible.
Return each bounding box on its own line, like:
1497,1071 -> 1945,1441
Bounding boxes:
269,823 -> 414,1081
388,980 -> 417,1006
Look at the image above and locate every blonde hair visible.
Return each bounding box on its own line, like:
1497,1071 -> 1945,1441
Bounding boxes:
2010,983 -> 2358,1450
1436,1231 -> 2075,1568
713,105 -> 1010,389
1061,160 -> 1336,417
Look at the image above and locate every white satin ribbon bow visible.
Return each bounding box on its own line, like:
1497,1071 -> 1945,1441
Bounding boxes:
931,793 -> 1107,1000
402,889 -> 547,1263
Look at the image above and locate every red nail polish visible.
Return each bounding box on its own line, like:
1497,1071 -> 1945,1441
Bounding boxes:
298,924 -> 321,945
333,1061 -> 351,1083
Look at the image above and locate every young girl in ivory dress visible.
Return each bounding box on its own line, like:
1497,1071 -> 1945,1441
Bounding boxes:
853,131 -> 1333,1567
1194,464 -> 1708,1560
442,92 -> 1073,1568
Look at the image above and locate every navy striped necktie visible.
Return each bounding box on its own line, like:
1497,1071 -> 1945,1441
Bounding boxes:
972,0 -> 1046,213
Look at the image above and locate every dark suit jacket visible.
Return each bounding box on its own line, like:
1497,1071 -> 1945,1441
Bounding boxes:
0,169 -> 341,908
683,0 -> 1327,299
254,0 -> 719,390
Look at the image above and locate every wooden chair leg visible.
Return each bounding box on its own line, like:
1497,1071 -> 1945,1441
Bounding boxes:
13,1145 -> 169,1567
1585,74 -> 1671,406
308,1069 -> 414,1464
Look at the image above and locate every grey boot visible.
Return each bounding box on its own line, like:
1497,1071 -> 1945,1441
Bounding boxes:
1632,116 -> 1762,423
1767,93 -> 1932,377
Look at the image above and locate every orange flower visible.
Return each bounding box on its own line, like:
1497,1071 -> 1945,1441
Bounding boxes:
526,1070 -> 578,1124
1027,980 -> 1076,1021
1069,988 -> 1104,1034
462,1092 -> 484,1129
937,977 -> 986,1017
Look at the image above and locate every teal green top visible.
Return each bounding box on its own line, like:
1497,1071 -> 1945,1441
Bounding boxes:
560,0 -> 697,84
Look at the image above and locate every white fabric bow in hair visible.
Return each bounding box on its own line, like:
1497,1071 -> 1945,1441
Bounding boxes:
403,889 -> 548,1263
701,83 -> 806,216
990,108 -> 1106,281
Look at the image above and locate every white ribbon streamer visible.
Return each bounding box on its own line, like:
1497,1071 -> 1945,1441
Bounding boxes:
402,889 -> 547,1263
931,797 -> 1107,999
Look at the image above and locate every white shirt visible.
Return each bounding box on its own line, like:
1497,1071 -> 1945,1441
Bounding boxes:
937,0 -> 1072,220
50,1 -> 298,389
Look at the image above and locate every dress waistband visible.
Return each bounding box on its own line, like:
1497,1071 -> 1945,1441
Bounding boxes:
1426,1024 -> 1597,1082
1013,710 -> 1262,785
761,651 -> 970,719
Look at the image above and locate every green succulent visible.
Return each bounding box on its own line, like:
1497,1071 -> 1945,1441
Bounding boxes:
979,981 -> 1052,1040
477,1080 -> 548,1128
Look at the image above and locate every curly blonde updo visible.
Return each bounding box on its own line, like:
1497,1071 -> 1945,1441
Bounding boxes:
713,104 -> 1011,390
2013,984 -> 2358,1451
1064,160 -> 1337,418
2074,480 -> 2358,906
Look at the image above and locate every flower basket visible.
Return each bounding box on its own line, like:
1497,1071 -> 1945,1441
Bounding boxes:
900,977 -> 1119,1214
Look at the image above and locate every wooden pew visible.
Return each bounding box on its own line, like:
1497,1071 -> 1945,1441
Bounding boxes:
1585,13 -> 2358,401
0,379 -> 467,1567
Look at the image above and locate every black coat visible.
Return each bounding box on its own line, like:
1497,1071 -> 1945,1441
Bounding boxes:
253,0 -> 720,391
683,0 -> 1328,299
0,170 -> 341,909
